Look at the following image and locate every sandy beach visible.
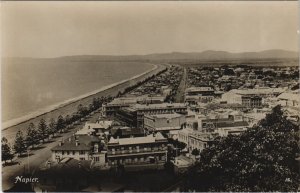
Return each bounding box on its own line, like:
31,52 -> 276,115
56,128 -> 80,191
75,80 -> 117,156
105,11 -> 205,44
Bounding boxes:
2,63 -> 166,143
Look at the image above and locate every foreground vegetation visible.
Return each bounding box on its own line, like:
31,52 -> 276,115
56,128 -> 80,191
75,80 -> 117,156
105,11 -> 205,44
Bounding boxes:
183,105 -> 299,192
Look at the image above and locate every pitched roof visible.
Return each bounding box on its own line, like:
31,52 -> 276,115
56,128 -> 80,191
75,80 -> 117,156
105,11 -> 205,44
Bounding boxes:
38,158 -> 91,176
51,135 -> 100,151
76,121 -> 112,135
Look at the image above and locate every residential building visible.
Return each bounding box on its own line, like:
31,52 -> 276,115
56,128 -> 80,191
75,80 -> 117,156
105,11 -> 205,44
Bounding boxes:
76,120 -> 113,136
277,91 -> 300,122
188,131 -> 217,152
277,92 -> 300,109
51,135 -> 105,165
111,127 -> 145,138
36,158 -> 91,192
178,127 -> 193,145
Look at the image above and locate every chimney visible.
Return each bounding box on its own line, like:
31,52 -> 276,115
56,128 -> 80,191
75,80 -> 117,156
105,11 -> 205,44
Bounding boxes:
58,140 -> 63,146
75,140 -> 79,146
68,137 -> 72,142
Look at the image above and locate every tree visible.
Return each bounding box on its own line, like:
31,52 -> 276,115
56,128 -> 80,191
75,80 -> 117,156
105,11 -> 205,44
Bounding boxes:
48,118 -> 57,137
223,68 -> 235,76
56,115 -> 65,133
77,104 -> 84,117
77,104 -> 89,118
38,119 -> 48,142
92,97 -> 101,110
14,130 -> 27,156
191,148 -> 200,156
2,137 -> 14,163
65,115 -> 71,128
187,105 -> 300,192
26,123 -> 38,149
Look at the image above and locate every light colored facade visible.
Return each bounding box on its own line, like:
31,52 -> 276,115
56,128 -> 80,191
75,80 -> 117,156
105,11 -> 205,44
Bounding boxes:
277,91 -> 300,121
222,87 -> 286,102
188,131 -> 216,152
104,95 -> 166,116
104,97 -> 139,116
184,86 -> 217,104
277,92 -> 300,109
178,127 -> 193,145
51,135 -> 105,165
144,113 -> 186,133
127,103 -> 187,128
179,111 -> 249,152
107,132 -> 168,168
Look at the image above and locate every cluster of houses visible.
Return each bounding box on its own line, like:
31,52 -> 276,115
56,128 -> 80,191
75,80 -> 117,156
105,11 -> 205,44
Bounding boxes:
187,66 -> 299,91
39,65 -> 299,187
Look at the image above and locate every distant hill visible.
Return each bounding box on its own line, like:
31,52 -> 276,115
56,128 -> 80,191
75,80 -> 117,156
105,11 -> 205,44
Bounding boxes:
4,49 -> 298,62
143,49 -> 299,61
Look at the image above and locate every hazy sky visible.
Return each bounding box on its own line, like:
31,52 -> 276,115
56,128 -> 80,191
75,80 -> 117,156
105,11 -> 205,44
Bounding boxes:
1,1 -> 299,58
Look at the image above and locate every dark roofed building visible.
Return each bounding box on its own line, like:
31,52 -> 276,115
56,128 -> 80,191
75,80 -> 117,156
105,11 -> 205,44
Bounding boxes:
35,158 -> 91,192
111,127 -> 145,138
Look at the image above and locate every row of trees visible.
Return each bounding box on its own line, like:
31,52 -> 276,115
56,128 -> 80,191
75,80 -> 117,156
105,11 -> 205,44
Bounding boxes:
184,105 -> 300,192
2,96 -> 111,163
2,70 -> 167,163
118,68 -> 168,97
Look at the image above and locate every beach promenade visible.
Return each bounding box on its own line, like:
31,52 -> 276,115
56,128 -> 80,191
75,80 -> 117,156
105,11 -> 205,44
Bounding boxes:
2,63 -> 166,144
2,63 -> 167,190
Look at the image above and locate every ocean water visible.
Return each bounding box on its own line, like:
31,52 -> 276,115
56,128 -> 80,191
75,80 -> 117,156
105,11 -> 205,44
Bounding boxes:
1,58 -> 153,122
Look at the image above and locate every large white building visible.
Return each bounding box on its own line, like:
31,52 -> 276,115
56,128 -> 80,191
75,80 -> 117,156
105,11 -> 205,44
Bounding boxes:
178,110 -> 250,153
277,91 -> 300,122
144,113 -> 186,133
222,87 -> 286,103
220,87 -> 286,108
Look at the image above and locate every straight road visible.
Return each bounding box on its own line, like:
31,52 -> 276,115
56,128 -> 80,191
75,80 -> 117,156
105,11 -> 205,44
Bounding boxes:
175,67 -> 187,103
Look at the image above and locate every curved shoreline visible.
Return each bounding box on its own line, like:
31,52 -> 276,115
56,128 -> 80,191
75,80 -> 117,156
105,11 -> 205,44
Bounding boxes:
2,63 -> 162,130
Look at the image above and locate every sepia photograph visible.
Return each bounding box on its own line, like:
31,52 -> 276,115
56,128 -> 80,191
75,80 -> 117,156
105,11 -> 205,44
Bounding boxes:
1,1 -> 299,192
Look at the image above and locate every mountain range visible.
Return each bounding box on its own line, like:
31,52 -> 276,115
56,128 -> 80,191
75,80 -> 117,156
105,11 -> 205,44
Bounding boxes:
4,49 -> 298,62
56,49 -> 298,61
